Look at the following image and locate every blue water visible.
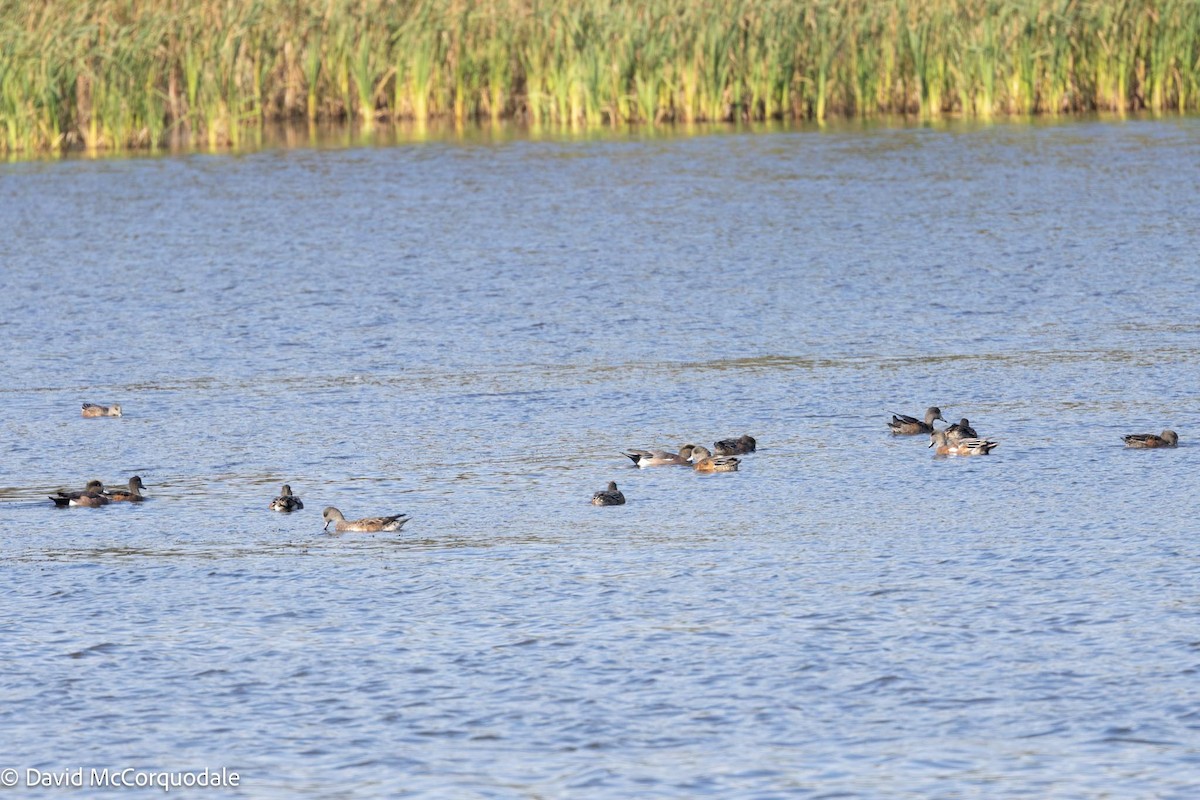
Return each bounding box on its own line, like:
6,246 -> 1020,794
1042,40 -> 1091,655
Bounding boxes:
2,118 -> 1199,797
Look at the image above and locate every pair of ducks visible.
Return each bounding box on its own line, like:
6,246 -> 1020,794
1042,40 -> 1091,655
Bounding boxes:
622,434 -> 756,472
49,477 -> 147,506
889,407 -> 978,438
892,406 -> 1180,454
890,407 -> 999,456
269,484 -> 409,532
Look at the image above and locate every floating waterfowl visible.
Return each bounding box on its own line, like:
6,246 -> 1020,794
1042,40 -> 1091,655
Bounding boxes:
929,430 -> 999,455
689,445 -> 740,472
889,407 -> 945,435
1122,430 -> 1178,448
82,403 -> 122,418
945,418 -> 979,443
49,480 -> 109,507
712,434 -> 757,455
106,476 -> 146,502
621,446 -> 694,467
322,506 -> 409,532
269,483 -> 304,512
591,481 -> 626,506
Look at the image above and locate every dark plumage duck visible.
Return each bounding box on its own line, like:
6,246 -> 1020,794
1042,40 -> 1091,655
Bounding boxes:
888,407 -> 945,435
269,483 -> 304,512
591,481 -> 626,506
712,435 -> 756,455
945,418 -> 979,443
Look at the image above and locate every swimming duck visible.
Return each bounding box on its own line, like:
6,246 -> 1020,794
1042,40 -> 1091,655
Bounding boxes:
889,407 -> 945,435
944,418 -> 979,443
689,445 -> 740,472
591,481 -> 626,506
929,430 -> 999,455
81,403 -> 122,418
322,506 -> 410,532
49,480 -> 109,507
269,483 -> 304,512
1122,430 -> 1178,448
712,434 -> 757,455
106,476 -> 147,502
621,446 -> 694,467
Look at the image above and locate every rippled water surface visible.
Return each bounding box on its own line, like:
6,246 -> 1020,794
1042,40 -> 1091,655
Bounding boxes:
2,119 -> 1200,797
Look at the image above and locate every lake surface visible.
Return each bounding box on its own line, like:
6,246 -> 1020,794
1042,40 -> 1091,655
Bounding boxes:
2,118 -> 1199,797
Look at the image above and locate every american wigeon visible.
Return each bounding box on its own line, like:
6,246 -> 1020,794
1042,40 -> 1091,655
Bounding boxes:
591,481 -> 626,506
106,476 -> 146,502
889,407 -> 945,435
49,480 -> 109,507
945,418 -> 979,443
621,446 -> 694,467
1122,430 -> 1178,448
82,403 -> 122,418
689,445 -> 740,472
322,506 -> 410,532
269,483 -> 304,512
712,434 -> 757,455
929,430 -> 999,455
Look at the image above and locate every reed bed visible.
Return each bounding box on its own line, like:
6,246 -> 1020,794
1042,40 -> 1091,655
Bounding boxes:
2,0 -> 1199,153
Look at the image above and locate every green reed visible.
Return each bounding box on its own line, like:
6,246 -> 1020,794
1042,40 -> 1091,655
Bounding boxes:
2,0 -> 1199,153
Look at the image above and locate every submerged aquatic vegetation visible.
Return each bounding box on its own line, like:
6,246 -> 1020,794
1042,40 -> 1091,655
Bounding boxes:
1,0 -> 1199,153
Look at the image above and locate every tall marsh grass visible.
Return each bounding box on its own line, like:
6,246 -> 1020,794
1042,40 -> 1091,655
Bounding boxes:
2,0 -> 1199,152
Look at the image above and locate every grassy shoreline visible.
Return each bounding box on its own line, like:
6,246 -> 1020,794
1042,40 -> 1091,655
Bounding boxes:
3,0 -> 1198,153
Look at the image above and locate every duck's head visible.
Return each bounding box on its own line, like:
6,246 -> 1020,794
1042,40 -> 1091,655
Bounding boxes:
321,507 -> 343,530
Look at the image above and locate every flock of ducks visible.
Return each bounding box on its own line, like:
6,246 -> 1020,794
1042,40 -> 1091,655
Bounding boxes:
54,402 -> 1180,523
590,435 -> 758,506
48,402 -> 411,533
888,406 -> 1180,454
888,407 -> 1001,455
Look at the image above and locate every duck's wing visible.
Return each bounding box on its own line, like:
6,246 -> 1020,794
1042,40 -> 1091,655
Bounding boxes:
357,514 -> 410,529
